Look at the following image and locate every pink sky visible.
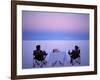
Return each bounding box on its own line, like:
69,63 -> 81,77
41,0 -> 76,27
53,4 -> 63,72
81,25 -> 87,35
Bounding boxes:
22,11 -> 89,33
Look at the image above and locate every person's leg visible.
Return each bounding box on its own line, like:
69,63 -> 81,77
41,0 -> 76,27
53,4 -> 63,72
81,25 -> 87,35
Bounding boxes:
70,57 -> 74,65
40,61 -> 43,68
75,57 -> 80,64
33,59 -> 40,67
43,60 -> 47,65
35,60 -> 42,68
72,59 -> 74,65
78,56 -> 80,64
70,57 -> 73,64
40,60 -> 47,68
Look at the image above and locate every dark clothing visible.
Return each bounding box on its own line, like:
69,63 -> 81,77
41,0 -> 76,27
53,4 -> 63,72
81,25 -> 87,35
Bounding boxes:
68,49 -> 80,65
33,50 -> 47,61
71,50 -> 80,59
33,50 -> 44,61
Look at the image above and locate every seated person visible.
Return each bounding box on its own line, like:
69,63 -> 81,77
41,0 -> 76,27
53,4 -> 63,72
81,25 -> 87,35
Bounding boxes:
68,45 -> 80,65
33,45 -> 47,67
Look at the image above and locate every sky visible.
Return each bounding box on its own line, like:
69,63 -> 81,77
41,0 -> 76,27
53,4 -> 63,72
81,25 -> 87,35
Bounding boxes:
22,11 -> 89,40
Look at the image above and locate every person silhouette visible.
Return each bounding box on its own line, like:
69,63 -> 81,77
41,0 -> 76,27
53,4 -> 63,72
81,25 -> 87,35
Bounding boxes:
33,45 -> 47,67
74,45 -> 80,64
68,45 -> 80,65
33,45 -> 43,61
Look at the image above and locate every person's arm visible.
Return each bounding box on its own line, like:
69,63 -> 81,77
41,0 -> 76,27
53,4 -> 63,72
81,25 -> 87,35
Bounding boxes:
43,51 -> 47,55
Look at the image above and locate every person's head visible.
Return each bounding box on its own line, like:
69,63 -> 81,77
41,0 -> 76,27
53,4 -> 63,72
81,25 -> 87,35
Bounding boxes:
36,45 -> 41,50
75,45 -> 79,50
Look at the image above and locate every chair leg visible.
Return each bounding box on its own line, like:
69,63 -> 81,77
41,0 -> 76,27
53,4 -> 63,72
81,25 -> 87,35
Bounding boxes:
33,59 -> 36,67
70,58 -> 74,65
78,57 -> 81,64
75,57 -> 80,64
